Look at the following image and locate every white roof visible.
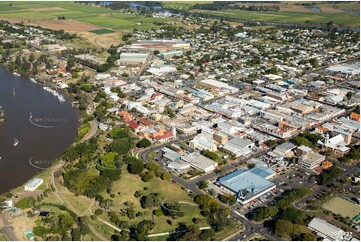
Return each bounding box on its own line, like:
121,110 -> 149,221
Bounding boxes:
308,218 -> 345,241
298,145 -> 312,152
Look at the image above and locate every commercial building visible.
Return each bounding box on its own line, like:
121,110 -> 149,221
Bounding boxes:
24,178 -> 44,192
159,50 -> 183,59
198,79 -> 239,94
308,217 -> 353,241
189,134 -> 218,152
118,52 -> 149,66
217,167 -> 276,205
222,137 -> 254,158
181,152 -> 218,173
297,146 -> 325,169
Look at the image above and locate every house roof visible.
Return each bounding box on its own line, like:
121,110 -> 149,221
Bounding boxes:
139,119 -> 154,126
128,121 -> 139,129
351,112 -> 360,121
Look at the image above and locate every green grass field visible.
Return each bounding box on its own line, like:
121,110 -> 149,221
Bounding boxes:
322,196 -> 360,219
98,167 -> 208,234
191,9 -> 359,27
89,29 -> 115,35
0,2 -> 175,31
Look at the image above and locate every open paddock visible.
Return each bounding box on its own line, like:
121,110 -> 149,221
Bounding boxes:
32,19 -> 100,31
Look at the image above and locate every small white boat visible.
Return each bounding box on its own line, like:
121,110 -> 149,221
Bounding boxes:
13,88 -> 15,96
30,78 -> 37,84
13,138 -> 18,147
13,72 -> 20,77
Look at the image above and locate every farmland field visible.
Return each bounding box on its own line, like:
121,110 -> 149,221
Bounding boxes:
89,29 -> 115,35
0,2 -> 175,31
190,8 -> 360,27
322,196 -> 360,219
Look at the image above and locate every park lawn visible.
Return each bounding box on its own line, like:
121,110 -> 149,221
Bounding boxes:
87,218 -> 115,240
62,193 -> 93,215
213,222 -> 240,240
0,234 -> 10,241
99,167 -> 209,233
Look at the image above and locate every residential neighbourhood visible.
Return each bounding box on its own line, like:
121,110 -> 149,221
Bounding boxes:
0,1 -> 360,242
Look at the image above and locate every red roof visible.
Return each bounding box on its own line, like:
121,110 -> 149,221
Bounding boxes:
139,119 -> 153,126
128,121 -> 139,129
155,130 -> 174,140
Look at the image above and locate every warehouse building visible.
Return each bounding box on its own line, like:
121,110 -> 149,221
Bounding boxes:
308,218 -> 353,241
118,52 -> 149,66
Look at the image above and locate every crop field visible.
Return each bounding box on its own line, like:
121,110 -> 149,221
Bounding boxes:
322,196 -> 360,219
89,29 -> 115,35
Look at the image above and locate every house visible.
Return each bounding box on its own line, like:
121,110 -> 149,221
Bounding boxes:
139,119 -> 154,128
350,112 -> 360,121
24,178 -> 44,192
128,121 -> 141,132
189,134 -> 218,152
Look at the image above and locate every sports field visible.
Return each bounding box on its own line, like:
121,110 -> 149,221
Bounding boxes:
322,196 -> 360,219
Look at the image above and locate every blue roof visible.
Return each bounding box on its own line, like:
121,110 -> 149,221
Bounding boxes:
250,167 -> 275,179
218,167 -> 275,201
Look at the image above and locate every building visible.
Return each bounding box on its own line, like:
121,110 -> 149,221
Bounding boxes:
213,132 -> 229,145
273,142 -> 296,158
318,134 -> 350,155
308,217 -> 352,241
127,39 -> 190,51
222,137 -> 254,158
189,134 -> 218,152
161,147 -> 182,162
159,50 -> 183,59
198,79 -> 239,94
24,178 -> 44,192
217,167 -> 276,205
297,146 -> 325,169
118,52 -> 149,66
181,152 -> 218,173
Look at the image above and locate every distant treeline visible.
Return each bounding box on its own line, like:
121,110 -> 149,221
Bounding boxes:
191,1 -> 280,12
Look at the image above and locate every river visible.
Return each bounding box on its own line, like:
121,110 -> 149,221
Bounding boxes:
0,68 -> 79,194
